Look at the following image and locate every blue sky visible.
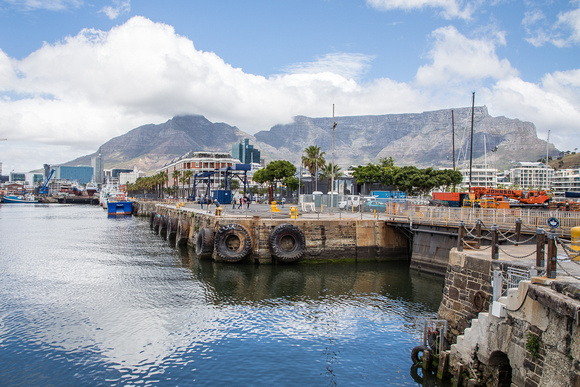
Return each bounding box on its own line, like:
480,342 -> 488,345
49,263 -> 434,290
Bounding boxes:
0,0 -> 579,172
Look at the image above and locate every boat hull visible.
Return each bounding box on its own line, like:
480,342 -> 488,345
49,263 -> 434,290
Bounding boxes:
2,195 -> 38,203
107,201 -> 132,215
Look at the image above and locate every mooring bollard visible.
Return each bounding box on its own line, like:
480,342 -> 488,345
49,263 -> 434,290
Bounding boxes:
515,218 -> 522,246
536,228 -> 545,268
547,232 -> 557,279
491,224 -> 499,260
457,221 -> 465,251
475,219 -> 482,249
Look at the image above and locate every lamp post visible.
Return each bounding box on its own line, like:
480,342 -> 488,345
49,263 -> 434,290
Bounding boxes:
331,104 -> 337,200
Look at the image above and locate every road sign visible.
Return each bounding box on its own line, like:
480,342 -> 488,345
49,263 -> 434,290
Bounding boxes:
547,217 -> 560,229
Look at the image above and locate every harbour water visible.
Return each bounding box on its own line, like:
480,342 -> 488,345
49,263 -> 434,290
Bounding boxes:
0,204 -> 445,386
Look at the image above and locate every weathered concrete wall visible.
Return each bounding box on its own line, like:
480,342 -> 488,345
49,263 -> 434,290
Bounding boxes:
409,226 -> 458,276
438,249 -> 580,386
138,202 -> 409,264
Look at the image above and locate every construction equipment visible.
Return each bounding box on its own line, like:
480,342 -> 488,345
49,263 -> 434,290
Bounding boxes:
38,169 -> 55,195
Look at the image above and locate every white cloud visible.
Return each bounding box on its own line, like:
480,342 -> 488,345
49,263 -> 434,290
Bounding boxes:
3,0 -> 82,11
283,53 -> 375,80
366,0 -> 473,20
523,3 -> 580,47
0,16 -> 579,172
415,26 -> 518,86
99,0 -> 131,20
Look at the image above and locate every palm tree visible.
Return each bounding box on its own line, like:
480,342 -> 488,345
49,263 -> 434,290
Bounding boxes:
183,170 -> 194,198
179,176 -> 188,199
302,145 -> 326,176
172,170 -> 181,197
319,163 -> 343,190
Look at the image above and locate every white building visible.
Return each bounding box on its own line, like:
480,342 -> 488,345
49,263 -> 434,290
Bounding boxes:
157,151 -> 243,198
509,162 -> 554,190
552,168 -> 580,198
119,169 -> 146,185
460,164 -> 497,188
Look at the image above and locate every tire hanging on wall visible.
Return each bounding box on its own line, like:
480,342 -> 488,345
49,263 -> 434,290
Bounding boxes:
214,224 -> 252,263
195,227 -> 215,258
166,217 -> 178,241
176,220 -> 190,247
268,223 -> 306,263
411,345 -> 428,365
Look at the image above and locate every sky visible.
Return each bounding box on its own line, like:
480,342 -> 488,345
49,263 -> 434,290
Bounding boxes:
0,0 -> 579,173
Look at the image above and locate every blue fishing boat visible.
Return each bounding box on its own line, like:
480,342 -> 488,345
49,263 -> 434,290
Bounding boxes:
2,194 -> 39,203
107,192 -> 132,215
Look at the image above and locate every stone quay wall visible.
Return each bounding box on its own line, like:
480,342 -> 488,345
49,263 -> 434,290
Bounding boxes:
135,202 -> 409,264
437,248 -> 580,386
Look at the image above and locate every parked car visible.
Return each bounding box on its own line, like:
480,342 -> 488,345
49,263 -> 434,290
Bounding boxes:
363,199 -> 387,212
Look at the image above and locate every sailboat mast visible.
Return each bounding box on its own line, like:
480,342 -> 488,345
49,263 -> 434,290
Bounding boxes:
469,92 -> 475,190
452,110 -> 455,170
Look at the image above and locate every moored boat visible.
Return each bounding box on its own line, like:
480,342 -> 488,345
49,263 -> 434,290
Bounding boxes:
3,194 -> 39,203
107,192 -> 132,215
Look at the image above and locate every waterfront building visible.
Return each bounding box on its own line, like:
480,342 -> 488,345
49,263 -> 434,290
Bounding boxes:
53,165 -> 94,185
552,168 -> 580,198
118,168 -> 146,185
459,164 -> 497,188
157,151 -> 241,198
509,162 -> 554,190
232,139 -> 260,165
91,151 -> 104,184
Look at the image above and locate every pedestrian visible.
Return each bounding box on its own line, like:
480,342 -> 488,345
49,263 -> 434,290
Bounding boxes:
281,197 -> 286,208
246,195 -> 250,209
232,197 -> 237,209
238,196 -> 244,209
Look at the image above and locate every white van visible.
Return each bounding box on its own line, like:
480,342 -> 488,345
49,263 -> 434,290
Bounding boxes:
338,195 -> 361,210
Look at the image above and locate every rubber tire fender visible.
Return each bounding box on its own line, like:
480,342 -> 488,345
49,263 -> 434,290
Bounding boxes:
268,223 -> 306,262
411,345 -> 428,365
214,223 -> 252,262
196,227 -> 215,258
176,220 -> 190,247
167,217 -> 178,241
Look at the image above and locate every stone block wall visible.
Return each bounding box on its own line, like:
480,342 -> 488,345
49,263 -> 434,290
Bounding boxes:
437,250 -> 493,342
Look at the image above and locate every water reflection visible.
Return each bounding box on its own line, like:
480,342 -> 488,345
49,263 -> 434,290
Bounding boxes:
1,205 -> 447,386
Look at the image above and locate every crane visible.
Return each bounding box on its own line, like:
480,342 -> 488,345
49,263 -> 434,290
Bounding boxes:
38,169 -> 55,195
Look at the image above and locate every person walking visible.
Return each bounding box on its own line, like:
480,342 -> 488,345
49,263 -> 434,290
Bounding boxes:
246,195 -> 250,209
232,197 -> 237,209
238,196 -> 244,209
281,197 -> 286,208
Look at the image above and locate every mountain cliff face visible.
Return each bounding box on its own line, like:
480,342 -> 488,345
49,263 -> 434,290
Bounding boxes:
254,106 -> 557,170
67,115 -> 249,172
67,107 -> 557,174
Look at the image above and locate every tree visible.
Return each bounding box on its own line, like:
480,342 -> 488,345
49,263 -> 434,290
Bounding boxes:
283,176 -> 299,194
319,162 -> 344,190
172,170 -> 181,192
183,170 -> 194,198
302,145 -> 326,177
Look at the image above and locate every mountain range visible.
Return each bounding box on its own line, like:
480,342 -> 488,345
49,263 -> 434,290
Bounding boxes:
67,106 -> 558,174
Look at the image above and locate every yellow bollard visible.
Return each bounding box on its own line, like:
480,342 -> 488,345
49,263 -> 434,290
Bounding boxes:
572,226 -> 580,260
289,206 -> 298,219
271,201 -> 281,213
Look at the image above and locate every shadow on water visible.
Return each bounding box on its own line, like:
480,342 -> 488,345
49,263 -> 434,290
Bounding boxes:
175,244 -> 444,308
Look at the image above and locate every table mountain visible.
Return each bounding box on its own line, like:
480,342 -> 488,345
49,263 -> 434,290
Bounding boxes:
66,106 -> 557,174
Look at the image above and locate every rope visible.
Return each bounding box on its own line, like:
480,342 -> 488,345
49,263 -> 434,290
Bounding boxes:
555,260 -> 580,281
498,246 -> 537,259
496,231 -> 537,245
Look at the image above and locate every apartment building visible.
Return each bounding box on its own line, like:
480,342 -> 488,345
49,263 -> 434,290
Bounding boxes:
509,162 -> 554,190
460,164 -> 497,188
552,168 -> 580,198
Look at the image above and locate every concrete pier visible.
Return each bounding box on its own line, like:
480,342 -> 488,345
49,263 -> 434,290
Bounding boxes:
135,201 -> 410,264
